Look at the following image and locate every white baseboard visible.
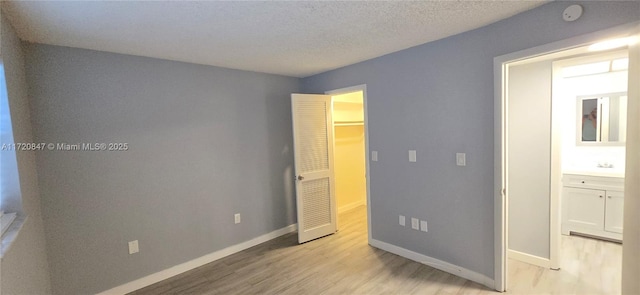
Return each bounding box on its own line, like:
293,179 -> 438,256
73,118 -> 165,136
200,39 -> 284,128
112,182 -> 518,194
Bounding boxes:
508,249 -> 551,268
97,224 -> 298,295
369,239 -> 495,290
338,200 -> 366,214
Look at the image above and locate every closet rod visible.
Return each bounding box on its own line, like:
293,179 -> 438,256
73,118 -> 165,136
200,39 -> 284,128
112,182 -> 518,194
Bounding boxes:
334,121 -> 364,126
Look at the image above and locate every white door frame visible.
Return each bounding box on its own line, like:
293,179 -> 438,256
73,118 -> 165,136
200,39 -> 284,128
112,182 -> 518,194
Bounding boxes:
493,21 -> 640,292
325,84 -> 371,243
621,23 -> 640,294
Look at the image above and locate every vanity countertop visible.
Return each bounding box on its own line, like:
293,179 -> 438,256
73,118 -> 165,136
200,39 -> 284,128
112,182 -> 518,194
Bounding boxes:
563,168 -> 625,178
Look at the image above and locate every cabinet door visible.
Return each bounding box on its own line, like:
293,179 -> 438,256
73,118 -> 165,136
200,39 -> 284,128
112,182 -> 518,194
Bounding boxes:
564,187 -> 605,231
604,191 -> 624,234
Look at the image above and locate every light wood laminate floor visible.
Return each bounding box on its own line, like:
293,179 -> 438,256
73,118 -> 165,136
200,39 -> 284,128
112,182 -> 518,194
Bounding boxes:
508,233 -> 622,295
130,206 -> 621,294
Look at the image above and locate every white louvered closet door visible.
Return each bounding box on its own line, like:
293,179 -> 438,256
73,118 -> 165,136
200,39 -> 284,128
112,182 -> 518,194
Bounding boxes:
291,94 -> 337,243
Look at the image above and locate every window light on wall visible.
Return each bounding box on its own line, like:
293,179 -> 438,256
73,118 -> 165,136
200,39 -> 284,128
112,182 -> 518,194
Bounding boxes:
611,58 -> 629,71
562,58 -> 628,78
562,36 -> 636,78
588,37 -> 637,52
0,62 -> 22,241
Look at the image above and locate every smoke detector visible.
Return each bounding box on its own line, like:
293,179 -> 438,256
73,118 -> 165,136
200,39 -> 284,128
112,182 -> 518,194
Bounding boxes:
563,5 -> 583,22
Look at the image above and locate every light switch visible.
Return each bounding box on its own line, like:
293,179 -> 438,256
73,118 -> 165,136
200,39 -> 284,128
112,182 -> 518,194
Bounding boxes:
456,153 -> 466,166
399,215 -> 405,226
128,240 -> 139,254
409,150 -> 417,162
372,151 -> 378,162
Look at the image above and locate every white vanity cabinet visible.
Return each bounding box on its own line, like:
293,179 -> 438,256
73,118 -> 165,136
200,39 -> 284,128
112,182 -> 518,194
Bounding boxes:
561,174 -> 624,241
604,190 -> 624,234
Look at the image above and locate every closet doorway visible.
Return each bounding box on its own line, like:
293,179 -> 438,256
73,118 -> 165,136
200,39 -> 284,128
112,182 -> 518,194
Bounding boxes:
290,85 -> 371,244
326,85 -> 370,234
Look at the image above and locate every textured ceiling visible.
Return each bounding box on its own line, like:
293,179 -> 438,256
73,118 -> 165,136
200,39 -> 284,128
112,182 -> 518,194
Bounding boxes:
2,1 -> 547,78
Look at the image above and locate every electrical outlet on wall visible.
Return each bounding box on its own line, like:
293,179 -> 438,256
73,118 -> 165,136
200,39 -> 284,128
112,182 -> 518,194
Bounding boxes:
420,220 -> 428,232
234,213 -> 241,224
411,218 -> 419,230
399,215 -> 406,226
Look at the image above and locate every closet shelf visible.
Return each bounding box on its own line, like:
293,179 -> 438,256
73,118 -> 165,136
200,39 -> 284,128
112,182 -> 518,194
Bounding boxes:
334,121 -> 364,126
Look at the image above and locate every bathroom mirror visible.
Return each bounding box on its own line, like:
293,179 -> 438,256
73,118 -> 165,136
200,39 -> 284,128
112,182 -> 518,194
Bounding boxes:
577,92 -> 627,145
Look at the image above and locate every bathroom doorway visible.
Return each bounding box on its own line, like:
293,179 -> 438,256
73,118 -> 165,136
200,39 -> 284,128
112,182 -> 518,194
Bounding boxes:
505,47 -> 628,293
494,23 -> 639,292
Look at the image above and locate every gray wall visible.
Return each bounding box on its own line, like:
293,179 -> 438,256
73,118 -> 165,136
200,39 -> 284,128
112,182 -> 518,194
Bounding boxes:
301,1 -> 640,278
0,11 -> 53,295
25,44 -> 299,294
507,61 -> 552,259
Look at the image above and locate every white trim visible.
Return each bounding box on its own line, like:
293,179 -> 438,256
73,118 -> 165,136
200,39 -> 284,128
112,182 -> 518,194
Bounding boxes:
493,54 -> 508,292
507,249 -> 551,268
324,84 -> 371,245
325,84 -> 367,96
549,59 -> 563,271
0,212 -> 16,237
494,21 -> 640,292
0,214 -> 26,259
337,200 -> 366,214
621,24 -> 640,294
97,224 -> 297,295
370,239 -> 495,290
